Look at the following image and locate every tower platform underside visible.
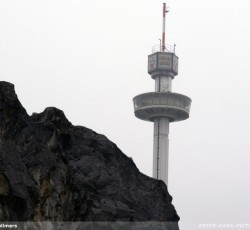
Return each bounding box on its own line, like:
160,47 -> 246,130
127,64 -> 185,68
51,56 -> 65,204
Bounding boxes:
133,92 -> 191,122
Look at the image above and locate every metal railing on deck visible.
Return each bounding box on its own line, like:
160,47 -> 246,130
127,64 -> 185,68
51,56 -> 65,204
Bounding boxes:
151,44 -> 175,54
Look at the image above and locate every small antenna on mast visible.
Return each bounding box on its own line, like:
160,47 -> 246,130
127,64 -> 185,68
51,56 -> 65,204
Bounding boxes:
162,3 -> 169,52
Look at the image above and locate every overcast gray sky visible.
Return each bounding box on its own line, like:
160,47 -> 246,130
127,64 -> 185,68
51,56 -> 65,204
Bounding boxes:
1,0 -> 250,229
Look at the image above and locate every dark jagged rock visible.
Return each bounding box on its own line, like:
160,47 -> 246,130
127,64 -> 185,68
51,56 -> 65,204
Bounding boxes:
0,82 -> 179,228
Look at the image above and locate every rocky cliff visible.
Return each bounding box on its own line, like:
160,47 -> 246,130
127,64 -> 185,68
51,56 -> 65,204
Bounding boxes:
0,81 -> 179,229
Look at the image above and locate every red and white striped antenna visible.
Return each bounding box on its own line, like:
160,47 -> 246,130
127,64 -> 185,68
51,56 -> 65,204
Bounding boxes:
162,3 -> 169,52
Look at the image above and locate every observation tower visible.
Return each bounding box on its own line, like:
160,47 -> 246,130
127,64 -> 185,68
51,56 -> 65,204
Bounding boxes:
133,3 -> 191,185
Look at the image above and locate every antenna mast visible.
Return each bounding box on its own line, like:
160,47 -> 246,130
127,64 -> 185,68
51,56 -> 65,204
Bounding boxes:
162,3 -> 169,52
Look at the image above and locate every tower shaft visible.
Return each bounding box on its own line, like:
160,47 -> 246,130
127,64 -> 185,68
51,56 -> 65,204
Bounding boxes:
155,75 -> 172,92
153,72 -> 171,183
153,117 -> 169,184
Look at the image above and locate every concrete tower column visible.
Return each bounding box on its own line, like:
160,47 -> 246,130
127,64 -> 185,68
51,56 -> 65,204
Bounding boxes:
154,74 -> 172,183
155,75 -> 172,92
153,117 -> 170,184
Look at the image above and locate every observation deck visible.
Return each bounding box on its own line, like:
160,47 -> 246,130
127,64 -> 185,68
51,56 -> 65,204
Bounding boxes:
148,44 -> 178,79
133,92 -> 191,122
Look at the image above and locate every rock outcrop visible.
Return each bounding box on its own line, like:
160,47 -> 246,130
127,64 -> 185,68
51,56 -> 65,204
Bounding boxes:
0,81 -> 179,229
